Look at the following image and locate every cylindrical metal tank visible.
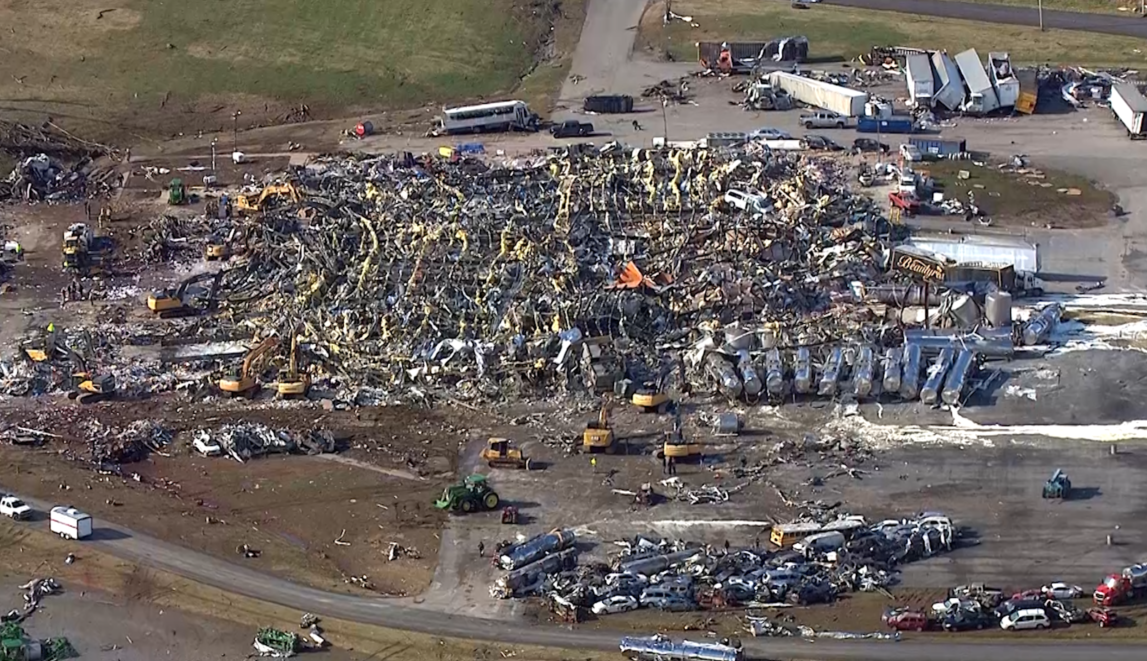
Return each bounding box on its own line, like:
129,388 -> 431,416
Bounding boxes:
882,347 -> 903,394
794,347 -> 813,394
1022,302 -> 1062,346
619,635 -> 743,661
818,347 -> 844,397
899,343 -> 923,400
765,347 -> 784,396
738,350 -> 762,397
921,348 -> 955,406
853,346 -> 875,398
941,349 -> 976,406
705,354 -> 743,399
985,290 -> 1013,328
498,529 -> 576,570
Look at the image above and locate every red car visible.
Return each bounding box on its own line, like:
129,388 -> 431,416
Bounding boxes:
1010,589 -> 1043,601
884,609 -> 930,632
888,192 -> 919,216
1089,607 -> 1119,627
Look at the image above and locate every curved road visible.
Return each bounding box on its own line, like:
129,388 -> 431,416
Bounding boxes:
13,490 -> 1144,661
827,0 -> 1147,38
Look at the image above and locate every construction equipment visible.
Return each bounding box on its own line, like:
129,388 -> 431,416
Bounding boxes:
583,399 -> 616,453
218,336 -> 279,397
204,235 -> 229,261
1042,468 -> 1072,499
61,222 -> 93,270
276,333 -> 311,398
20,326 -> 61,363
147,270 -> 225,318
167,178 -> 188,206
660,405 -> 702,460
501,506 -> 519,524
66,374 -> 116,404
434,474 -> 500,513
481,438 -> 532,469
633,387 -> 670,413
252,627 -> 300,658
234,182 -> 301,215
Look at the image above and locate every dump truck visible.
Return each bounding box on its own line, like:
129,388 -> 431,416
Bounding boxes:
583,401 -> 616,453
480,438 -> 531,469
434,474 -> 500,513
1095,563 -> 1147,606
1042,468 -> 1071,499
1110,82 -> 1147,139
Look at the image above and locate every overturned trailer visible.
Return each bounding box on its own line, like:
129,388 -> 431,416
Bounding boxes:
498,529 -> 576,570
905,53 -> 935,108
620,635 -> 743,661
931,51 -> 966,112
954,49 -> 999,115
766,72 -> 868,117
492,547 -> 578,598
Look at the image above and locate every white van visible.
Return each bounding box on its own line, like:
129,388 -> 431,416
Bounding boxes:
50,506 -> 92,540
793,531 -> 846,554
1000,608 -> 1049,631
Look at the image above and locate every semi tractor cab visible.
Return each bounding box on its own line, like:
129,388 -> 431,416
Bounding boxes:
944,262 -> 1046,297
1094,563 -> 1147,606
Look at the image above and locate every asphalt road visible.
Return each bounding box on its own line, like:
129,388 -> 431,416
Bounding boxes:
827,0 -> 1147,38
12,490 -> 1146,661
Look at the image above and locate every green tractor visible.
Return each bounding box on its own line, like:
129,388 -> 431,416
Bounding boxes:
1042,468 -> 1072,499
434,474 -> 500,514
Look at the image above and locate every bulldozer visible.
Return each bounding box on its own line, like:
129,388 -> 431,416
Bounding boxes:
67,373 -> 116,404
480,438 -> 531,469
147,270 -> 225,318
583,400 -> 616,453
234,182 -> 301,215
61,223 -> 93,271
218,336 -> 279,397
434,474 -> 500,514
1042,468 -> 1072,499
659,405 -> 702,461
275,333 -> 311,398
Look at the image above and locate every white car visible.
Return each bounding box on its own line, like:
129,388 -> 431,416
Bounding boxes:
192,431 -> 223,457
724,189 -> 772,215
749,127 -> 792,140
1042,582 -> 1083,600
592,595 -> 638,615
0,495 -> 32,520
1000,608 -> 1050,631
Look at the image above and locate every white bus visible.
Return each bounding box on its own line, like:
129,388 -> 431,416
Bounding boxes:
439,100 -> 537,135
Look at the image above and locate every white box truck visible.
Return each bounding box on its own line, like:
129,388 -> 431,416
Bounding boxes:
50,506 -> 92,540
766,72 -> 868,117
988,52 -> 1019,109
905,54 -> 935,108
931,51 -> 965,111
954,49 -> 999,115
1110,82 -> 1147,139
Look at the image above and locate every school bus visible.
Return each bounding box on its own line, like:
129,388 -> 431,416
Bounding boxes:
769,522 -> 823,548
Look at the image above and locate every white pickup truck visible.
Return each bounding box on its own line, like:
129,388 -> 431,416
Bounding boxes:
0,495 -> 32,520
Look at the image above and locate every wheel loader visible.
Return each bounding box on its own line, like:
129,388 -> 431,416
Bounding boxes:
434,474 -> 500,514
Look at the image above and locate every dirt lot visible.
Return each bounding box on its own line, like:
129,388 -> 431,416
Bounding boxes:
0,399 -> 464,596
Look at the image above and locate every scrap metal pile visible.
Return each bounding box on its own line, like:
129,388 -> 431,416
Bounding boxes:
193,424 -> 336,462
130,147 -> 924,404
490,513 -> 961,618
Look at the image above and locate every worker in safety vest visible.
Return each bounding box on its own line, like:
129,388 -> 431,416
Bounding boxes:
47,323 -> 55,333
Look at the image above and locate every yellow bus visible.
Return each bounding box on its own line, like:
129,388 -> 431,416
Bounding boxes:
769,522 -> 823,548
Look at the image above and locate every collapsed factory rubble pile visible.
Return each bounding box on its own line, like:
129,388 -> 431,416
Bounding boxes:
490,513 -> 961,618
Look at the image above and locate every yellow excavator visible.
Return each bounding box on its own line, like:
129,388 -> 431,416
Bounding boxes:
583,399 -> 616,453
275,334 -> 310,398
659,404 -> 701,461
632,387 -> 670,413
67,374 -> 116,404
234,182 -> 301,216
218,336 -> 279,397
147,271 -> 225,318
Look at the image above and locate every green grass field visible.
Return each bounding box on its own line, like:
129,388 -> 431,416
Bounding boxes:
642,0 -> 1147,67
937,0 -> 1137,15
0,0 -> 557,140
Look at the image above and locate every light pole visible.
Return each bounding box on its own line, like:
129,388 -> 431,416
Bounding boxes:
661,99 -> 669,144
1038,0 -> 1044,31
231,110 -> 242,153
210,138 -> 217,174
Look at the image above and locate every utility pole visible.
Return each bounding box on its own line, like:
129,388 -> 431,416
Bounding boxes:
210,138 -> 217,175
661,99 -> 669,144
231,110 -> 242,153
1038,0 -> 1044,31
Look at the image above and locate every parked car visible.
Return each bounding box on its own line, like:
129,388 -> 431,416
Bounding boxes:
932,597 -> 978,615
1000,608 -> 1051,631
643,596 -> 695,612
899,143 -> 923,162
995,599 -> 1046,619
749,127 -> 792,140
800,111 -> 849,129
943,610 -> 997,631
1043,582 -> 1084,600
0,495 -> 32,521
591,595 -> 638,615
852,138 -> 890,154
888,191 -> 920,216
803,135 -> 844,151
1088,607 -> 1119,627
550,120 -> 594,138
788,580 -> 836,605
884,609 -> 930,632
1011,589 -> 1044,602
764,568 -> 803,589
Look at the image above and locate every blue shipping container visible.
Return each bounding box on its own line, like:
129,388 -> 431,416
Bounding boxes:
908,137 -> 966,156
857,117 -> 915,134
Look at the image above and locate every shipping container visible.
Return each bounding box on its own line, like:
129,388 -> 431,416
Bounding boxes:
954,49 -> 999,115
766,72 -> 868,117
908,136 -> 966,157
987,52 -> 1020,108
905,54 -> 935,108
1110,82 -> 1147,138
857,116 -> 914,134
583,95 -> 634,114
931,51 -> 966,112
